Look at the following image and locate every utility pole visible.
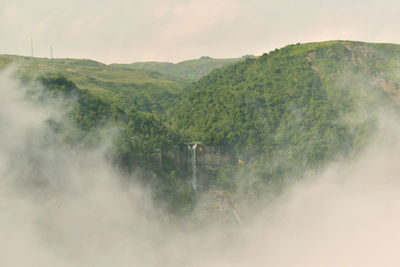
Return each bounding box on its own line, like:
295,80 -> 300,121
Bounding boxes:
50,46 -> 53,59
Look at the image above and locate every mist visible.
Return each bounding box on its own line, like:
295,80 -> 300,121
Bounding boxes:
2,68 -> 400,267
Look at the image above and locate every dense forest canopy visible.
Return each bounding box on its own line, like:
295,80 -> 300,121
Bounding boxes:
167,40 -> 400,195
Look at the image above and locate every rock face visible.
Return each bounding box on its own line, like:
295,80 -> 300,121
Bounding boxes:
166,144 -> 237,190
195,145 -> 236,169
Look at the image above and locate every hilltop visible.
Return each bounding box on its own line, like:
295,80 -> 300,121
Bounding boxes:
110,56 -> 242,82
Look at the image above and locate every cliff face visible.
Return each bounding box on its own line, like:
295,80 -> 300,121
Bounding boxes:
166,144 -> 237,190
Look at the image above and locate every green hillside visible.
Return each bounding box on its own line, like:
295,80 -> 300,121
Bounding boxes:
36,74 -> 193,214
111,56 -> 243,81
0,55 -> 186,114
0,55 -> 197,213
168,40 -> 400,195
0,55 -> 242,114
4,40 -> 400,211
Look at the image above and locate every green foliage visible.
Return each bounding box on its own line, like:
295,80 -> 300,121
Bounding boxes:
6,40 -> 400,211
154,171 -> 195,214
0,54 -> 241,117
112,56 -> 242,82
38,74 -> 193,214
168,40 -> 400,196
0,54 -> 186,115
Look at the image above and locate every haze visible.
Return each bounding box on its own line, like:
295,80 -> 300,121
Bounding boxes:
2,69 -> 400,266
2,2 -> 400,266
1,0 -> 400,63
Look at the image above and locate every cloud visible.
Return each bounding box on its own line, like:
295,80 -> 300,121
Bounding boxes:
158,0 -> 238,41
3,66 -> 400,266
237,116 -> 400,266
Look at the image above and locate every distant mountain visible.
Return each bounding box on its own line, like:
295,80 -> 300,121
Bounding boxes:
110,56 -> 242,81
168,41 -> 400,192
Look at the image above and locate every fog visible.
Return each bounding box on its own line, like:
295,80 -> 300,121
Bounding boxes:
1,69 -> 400,266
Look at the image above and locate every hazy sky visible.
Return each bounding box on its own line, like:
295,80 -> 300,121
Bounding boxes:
1,0 -> 399,63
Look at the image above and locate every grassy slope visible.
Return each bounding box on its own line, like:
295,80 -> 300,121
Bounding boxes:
0,55 -> 186,113
111,56 -> 242,81
0,55 -> 242,114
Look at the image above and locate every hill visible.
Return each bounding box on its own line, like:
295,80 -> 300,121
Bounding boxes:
0,55 -> 187,114
0,55 -> 242,115
4,40 -> 400,209
111,56 -> 242,81
168,40 -> 400,195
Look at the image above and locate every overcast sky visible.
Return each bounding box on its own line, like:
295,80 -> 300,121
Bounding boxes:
1,0 -> 399,63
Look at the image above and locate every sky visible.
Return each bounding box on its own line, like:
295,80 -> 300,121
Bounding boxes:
1,0 -> 400,63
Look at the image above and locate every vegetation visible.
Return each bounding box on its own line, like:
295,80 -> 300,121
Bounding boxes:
168,41 -> 400,197
3,40 -> 400,212
0,55 -> 186,114
0,55 -> 241,115
36,74 -> 194,214
111,56 -> 242,82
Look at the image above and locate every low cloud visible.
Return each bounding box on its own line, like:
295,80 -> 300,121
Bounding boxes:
2,69 -> 400,266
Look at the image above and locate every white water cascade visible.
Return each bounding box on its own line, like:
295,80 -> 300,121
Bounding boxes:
188,143 -> 198,191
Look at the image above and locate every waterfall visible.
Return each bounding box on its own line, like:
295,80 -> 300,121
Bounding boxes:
187,143 -> 197,191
